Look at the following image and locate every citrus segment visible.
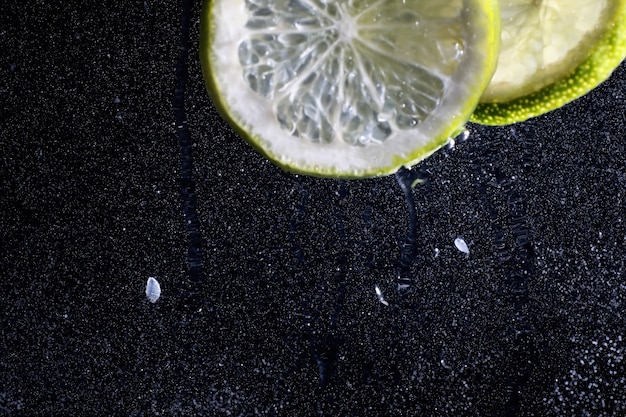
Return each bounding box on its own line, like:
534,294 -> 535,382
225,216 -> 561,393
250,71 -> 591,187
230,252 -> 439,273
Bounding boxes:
201,0 -> 499,178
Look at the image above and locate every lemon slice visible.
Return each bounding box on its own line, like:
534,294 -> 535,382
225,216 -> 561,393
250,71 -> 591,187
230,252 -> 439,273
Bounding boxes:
472,0 -> 626,125
200,0 -> 499,178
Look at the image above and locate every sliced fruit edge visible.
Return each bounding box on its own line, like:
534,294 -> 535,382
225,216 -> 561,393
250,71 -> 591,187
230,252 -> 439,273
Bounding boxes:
471,0 -> 626,126
200,0 -> 501,178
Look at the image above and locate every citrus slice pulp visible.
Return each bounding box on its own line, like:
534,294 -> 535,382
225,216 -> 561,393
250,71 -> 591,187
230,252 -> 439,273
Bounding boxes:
201,0 -> 499,178
472,0 -> 626,125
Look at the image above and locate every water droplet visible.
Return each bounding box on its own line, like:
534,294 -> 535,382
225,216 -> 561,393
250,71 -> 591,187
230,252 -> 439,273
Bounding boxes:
457,127 -> 470,142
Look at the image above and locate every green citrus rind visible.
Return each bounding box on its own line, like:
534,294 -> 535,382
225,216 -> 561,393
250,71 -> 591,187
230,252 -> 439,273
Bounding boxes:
200,0 -> 500,178
471,0 -> 626,126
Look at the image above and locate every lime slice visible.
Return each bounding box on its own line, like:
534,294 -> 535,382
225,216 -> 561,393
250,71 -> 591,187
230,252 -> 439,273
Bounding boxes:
472,0 -> 626,125
200,0 -> 499,178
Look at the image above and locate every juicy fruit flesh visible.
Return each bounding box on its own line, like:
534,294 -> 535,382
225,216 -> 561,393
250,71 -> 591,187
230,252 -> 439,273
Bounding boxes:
483,0 -> 614,102
238,0 -> 465,146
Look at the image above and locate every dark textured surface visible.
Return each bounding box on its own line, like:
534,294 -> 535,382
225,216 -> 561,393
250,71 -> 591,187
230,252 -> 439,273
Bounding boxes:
2,1 -> 626,415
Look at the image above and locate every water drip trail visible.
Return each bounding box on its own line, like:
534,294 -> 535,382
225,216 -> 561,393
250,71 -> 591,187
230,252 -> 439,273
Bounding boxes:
469,127 -> 537,417
272,178 -> 315,400
329,180 -> 349,329
312,181 -> 349,389
395,167 -> 428,296
283,180 -> 350,390
173,0 -> 205,309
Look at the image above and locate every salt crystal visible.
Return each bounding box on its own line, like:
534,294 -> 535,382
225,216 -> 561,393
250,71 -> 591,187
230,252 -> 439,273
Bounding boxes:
146,277 -> 161,303
454,237 -> 470,254
375,286 -> 389,306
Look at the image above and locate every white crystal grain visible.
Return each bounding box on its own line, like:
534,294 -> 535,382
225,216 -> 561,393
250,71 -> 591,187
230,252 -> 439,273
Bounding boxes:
146,277 -> 161,303
454,237 -> 470,254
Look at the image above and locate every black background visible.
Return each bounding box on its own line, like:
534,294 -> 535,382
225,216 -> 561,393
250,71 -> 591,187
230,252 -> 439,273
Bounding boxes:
2,1 -> 626,415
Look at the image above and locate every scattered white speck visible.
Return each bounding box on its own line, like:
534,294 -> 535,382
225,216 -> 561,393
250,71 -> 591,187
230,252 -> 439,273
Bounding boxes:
146,277 -> 161,303
454,237 -> 470,254
375,285 -> 389,306
434,247 -> 440,258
